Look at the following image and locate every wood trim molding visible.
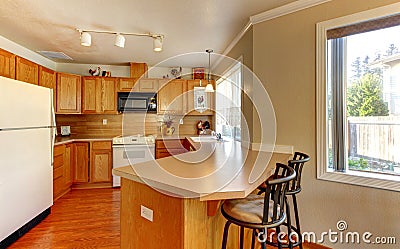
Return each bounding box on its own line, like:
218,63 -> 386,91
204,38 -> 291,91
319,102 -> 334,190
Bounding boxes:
250,0 -> 332,25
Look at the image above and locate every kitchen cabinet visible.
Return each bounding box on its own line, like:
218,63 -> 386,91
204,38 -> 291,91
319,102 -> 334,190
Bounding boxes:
15,56 -> 39,85
118,78 -> 158,92
90,141 -> 112,183
0,48 -> 15,79
186,79 -> 215,115
118,77 -> 139,92
73,142 -> 89,183
138,78 -> 158,92
82,76 -> 117,114
157,79 -> 186,114
155,139 -> 189,159
53,143 -> 73,201
56,72 -> 82,114
130,62 -> 148,78
39,66 -> 57,109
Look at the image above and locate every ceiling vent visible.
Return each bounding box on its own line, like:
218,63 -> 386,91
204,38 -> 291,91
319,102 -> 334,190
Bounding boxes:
37,51 -> 73,61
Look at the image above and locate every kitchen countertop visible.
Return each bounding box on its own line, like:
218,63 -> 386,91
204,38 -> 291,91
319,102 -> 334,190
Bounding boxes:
54,135 -> 114,145
113,136 -> 291,201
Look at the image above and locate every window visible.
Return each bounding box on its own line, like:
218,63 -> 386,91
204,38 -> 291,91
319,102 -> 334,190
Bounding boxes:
316,3 -> 400,191
216,61 -> 242,141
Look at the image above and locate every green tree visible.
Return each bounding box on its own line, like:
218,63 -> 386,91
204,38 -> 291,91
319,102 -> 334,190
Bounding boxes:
347,73 -> 389,117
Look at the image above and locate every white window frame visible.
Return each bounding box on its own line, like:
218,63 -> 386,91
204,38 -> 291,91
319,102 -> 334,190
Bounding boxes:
316,2 -> 400,191
216,57 -> 243,141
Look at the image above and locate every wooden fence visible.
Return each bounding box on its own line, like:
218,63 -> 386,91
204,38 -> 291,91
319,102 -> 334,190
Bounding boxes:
348,116 -> 400,163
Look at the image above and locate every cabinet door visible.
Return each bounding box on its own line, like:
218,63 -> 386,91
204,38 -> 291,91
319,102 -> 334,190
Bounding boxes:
64,143 -> 73,187
0,48 -> 15,79
118,77 -> 139,92
139,78 -> 158,92
102,77 -> 117,114
56,72 -> 81,114
130,62 -> 148,78
73,142 -> 89,183
15,56 -> 39,85
157,79 -> 186,114
39,66 -> 57,109
186,79 -> 214,115
90,150 -> 112,183
82,77 -> 101,114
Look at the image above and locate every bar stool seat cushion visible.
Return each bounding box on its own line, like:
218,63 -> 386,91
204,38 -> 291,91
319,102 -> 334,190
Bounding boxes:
222,194 -> 278,224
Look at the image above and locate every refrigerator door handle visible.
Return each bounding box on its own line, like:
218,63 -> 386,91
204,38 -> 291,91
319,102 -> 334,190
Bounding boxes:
50,89 -> 56,167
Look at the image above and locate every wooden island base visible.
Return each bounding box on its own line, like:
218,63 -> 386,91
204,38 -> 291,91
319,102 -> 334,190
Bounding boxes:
121,178 -> 254,249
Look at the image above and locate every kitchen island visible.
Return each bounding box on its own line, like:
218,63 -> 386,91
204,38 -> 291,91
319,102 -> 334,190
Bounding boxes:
113,137 -> 291,249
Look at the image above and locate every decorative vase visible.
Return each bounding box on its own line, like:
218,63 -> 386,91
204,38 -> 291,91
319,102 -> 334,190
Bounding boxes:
165,127 -> 175,136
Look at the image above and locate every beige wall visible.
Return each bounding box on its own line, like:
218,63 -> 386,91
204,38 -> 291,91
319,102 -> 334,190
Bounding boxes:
252,0 -> 400,248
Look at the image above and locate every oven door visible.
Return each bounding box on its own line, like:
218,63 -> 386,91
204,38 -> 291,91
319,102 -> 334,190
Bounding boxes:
112,144 -> 155,187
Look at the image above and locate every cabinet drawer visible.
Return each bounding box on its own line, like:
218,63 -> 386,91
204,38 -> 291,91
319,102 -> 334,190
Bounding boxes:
156,139 -> 184,149
54,144 -> 65,156
53,165 -> 64,180
156,148 -> 187,159
92,141 -> 111,150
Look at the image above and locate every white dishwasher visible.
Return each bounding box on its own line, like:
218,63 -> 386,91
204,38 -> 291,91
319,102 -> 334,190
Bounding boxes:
112,135 -> 155,187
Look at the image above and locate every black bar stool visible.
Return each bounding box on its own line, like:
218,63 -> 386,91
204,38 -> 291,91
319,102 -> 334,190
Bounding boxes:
220,163 -> 296,249
258,152 -> 310,249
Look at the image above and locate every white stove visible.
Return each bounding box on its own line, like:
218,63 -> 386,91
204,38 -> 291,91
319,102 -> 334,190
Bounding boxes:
112,135 -> 156,187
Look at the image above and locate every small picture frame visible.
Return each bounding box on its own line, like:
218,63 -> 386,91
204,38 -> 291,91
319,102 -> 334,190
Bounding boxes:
193,67 -> 205,80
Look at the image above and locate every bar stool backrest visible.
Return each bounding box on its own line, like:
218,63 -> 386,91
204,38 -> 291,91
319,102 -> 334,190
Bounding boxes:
287,152 -> 310,195
262,163 -> 296,226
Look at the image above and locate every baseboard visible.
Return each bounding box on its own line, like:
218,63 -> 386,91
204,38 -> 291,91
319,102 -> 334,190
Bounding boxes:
0,207 -> 51,248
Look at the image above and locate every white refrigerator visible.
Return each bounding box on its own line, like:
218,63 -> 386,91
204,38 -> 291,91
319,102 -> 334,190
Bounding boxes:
0,76 -> 55,246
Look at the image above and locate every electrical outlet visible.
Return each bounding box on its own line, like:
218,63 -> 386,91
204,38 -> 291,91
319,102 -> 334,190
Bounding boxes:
102,119 -> 107,125
140,205 -> 153,222
179,118 -> 184,124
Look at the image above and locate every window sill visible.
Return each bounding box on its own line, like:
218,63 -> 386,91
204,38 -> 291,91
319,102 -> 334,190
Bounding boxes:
318,170 -> 400,192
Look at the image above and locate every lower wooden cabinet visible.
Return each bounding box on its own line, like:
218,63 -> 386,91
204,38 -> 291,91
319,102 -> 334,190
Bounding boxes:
72,141 -> 112,186
90,141 -> 112,183
53,143 -> 73,201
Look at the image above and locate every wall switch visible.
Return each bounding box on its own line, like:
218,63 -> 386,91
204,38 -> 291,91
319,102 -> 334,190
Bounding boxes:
102,119 -> 107,125
140,205 -> 153,222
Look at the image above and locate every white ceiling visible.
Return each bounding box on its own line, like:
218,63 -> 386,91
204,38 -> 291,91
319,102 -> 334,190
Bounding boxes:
0,0 -> 296,67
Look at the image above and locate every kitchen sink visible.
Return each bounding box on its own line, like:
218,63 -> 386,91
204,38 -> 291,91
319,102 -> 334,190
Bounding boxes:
190,136 -> 220,142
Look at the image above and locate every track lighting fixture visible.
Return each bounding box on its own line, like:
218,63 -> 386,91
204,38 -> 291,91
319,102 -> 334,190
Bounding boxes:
77,28 -> 164,51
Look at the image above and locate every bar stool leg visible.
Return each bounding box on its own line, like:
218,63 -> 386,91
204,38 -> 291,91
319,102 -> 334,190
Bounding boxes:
292,195 -> 303,249
221,221 -> 231,249
285,197 -> 294,249
261,228 -> 267,249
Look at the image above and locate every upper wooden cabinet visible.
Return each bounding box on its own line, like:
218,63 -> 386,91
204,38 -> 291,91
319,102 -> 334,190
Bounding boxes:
56,72 -> 82,114
117,78 -> 158,92
0,48 -> 15,79
82,76 -> 117,114
118,77 -> 139,92
186,79 -> 215,115
15,56 -> 39,85
39,66 -> 57,109
139,78 -> 158,92
157,79 -> 186,114
130,62 -> 148,78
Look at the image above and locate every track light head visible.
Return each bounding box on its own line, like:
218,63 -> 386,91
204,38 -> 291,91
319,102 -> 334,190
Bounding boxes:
153,35 -> 163,52
80,31 -> 91,47
115,34 -> 125,48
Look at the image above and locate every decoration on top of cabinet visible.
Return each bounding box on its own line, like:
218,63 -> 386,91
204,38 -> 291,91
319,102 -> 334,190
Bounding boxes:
170,67 -> 182,79
89,66 -> 101,76
193,67 -> 205,79
194,87 -> 207,113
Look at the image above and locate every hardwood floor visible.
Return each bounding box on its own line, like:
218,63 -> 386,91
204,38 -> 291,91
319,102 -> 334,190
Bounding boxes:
7,188 -> 120,249
6,188 -> 328,249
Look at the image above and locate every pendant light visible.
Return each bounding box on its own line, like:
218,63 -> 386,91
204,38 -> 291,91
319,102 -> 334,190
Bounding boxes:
153,36 -> 163,52
115,33 -> 125,48
80,31 -> 91,47
205,49 -> 215,92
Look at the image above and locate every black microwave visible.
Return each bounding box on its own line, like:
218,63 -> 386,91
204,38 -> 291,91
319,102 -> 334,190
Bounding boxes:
117,92 -> 157,113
